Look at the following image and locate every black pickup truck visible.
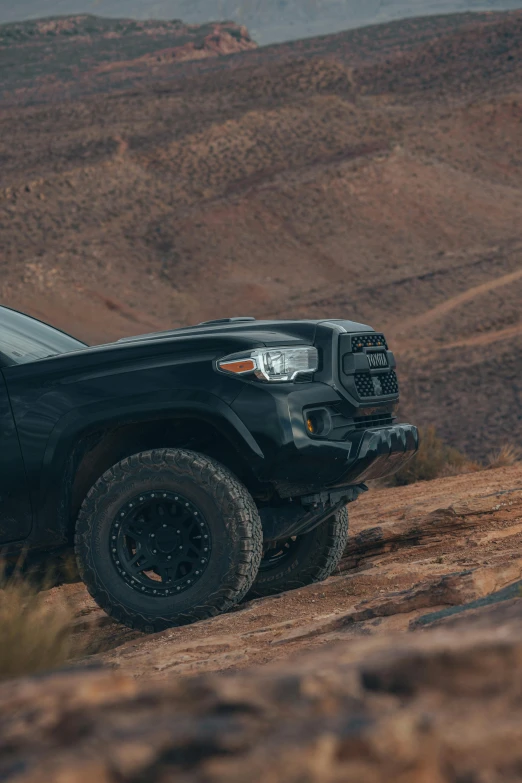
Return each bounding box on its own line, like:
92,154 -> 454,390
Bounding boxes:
0,307 -> 418,631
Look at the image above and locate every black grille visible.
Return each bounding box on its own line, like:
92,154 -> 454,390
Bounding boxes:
352,334 -> 388,352
354,374 -> 375,398
381,370 -> 399,395
354,370 -> 399,398
354,414 -> 394,431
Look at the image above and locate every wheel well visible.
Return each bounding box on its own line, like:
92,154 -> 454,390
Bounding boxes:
67,417 -> 264,541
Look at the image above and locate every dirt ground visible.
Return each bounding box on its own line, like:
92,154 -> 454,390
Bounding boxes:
45,463 -> 522,679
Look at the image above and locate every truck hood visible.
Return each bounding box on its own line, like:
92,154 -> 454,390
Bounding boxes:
114,318 -> 375,347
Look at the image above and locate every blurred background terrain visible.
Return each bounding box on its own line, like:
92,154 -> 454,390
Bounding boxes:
1,7 -> 521,462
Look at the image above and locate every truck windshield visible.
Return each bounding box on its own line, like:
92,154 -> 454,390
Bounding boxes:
0,307 -> 86,366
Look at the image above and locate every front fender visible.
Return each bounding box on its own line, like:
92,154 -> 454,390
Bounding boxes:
35,389 -> 265,546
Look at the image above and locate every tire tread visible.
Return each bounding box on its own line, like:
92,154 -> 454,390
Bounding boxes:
75,448 -> 262,633
249,507 -> 349,598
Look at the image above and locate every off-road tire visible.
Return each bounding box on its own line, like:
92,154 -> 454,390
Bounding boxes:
75,449 -> 263,633
249,507 -> 348,598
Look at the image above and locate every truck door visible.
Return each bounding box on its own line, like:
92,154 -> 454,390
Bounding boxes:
0,373 -> 32,542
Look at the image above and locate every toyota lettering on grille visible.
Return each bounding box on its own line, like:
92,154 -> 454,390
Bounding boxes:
367,352 -> 389,369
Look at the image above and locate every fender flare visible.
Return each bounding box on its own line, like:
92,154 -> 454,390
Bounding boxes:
34,389 -> 265,544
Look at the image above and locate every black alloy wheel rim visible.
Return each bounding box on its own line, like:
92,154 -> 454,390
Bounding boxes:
110,491 -> 212,596
259,537 -> 301,571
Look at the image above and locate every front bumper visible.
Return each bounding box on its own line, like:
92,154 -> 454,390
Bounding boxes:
331,423 -> 419,485
271,422 -> 419,494
231,381 -> 418,495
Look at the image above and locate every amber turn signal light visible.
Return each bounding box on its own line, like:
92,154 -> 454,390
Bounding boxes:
218,359 -> 256,374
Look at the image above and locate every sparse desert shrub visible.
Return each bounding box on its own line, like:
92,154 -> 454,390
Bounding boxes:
391,426 -> 474,486
0,565 -> 80,680
486,444 -> 521,469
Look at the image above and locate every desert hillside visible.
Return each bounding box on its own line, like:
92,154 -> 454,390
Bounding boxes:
1,10 -> 521,458
3,462 -> 522,781
0,14 -> 256,100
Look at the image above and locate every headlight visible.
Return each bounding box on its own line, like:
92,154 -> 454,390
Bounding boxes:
217,346 -> 319,382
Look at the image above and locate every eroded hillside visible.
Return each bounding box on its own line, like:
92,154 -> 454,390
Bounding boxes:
0,14 -> 256,100
0,11 -> 521,457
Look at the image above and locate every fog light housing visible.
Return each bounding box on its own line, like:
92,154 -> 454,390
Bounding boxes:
304,408 -> 331,438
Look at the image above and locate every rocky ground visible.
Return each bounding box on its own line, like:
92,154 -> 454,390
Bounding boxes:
5,604 -> 522,783
42,463 -> 522,677
3,463 -> 522,782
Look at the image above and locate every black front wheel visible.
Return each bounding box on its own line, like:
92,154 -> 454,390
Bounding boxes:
248,507 -> 349,598
75,449 -> 263,633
